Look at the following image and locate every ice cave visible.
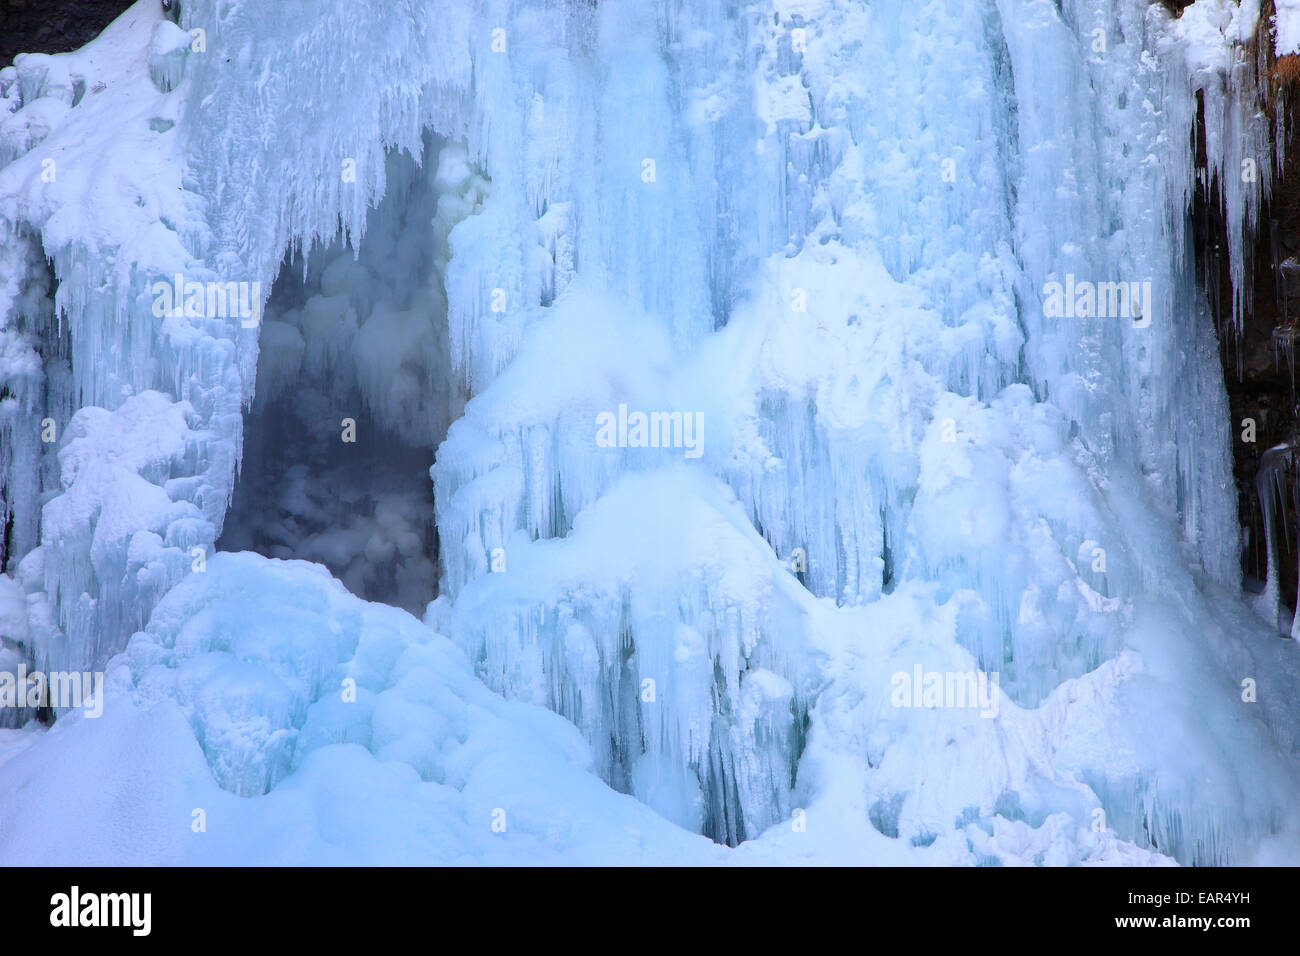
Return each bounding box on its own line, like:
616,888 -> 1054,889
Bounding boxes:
2,0 -> 1300,871
218,140 -> 453,616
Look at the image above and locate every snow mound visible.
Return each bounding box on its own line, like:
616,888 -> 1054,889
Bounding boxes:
0,551 -> 723,864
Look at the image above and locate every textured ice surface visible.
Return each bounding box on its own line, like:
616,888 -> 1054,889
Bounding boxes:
0,550 -> 1188,864
0,552 -> 726,864
1276,0 -> 1300,56
0,1 -> 240,685
1,0 -> 1299,865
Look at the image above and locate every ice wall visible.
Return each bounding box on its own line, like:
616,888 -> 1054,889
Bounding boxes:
0,4 -> 234,692
430,0 -> 1296,858
428,0 -> 1300,858
2,0 -> 1299,863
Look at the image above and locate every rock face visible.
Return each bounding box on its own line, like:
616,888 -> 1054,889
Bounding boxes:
1211,72 -> 1300,615
0,0 -> 136,65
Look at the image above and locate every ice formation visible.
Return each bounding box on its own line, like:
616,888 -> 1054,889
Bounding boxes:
1,0 -> 1300,864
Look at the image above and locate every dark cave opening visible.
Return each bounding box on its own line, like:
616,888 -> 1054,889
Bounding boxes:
217,373 -> 440,616
216,138 -> 459,617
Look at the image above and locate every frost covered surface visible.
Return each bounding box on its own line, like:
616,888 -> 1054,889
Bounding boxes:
1,0 -> 1299,865
0,0 -> 239,687
1276,0 -> 1300,56
0,552 -> 726,864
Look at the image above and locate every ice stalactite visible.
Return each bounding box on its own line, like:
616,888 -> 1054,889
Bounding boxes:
0,231 -> 60,575
0,0 -> 476,685
1162,0 -> 1276,331
0,2 -> 243,694
427,0 -> 1296,859
1273,320 -> 1299,392
1250,434 -> 1300,640
2,0 -> 1300,864
444,468 -> 813,843
1254,442 -> 1293,631
218,138 -> 460,616
0,229 -> 64,728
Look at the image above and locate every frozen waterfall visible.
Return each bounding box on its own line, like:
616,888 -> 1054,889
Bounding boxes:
0,0 -> 1299,865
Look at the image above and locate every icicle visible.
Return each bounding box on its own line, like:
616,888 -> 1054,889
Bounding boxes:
1255,443 -> 1293,633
